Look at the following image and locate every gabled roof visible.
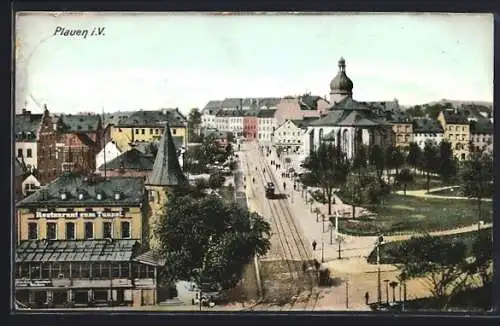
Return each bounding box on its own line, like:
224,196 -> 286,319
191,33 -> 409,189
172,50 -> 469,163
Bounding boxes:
299,95 -> 323,110
17,173 -> 145,207
116,109 -> 187,128
146,122 -> 188,187
413,118 -> 444,134
289,119 -> 314,129
102,111 -> 136,126
15,112 -> 43,141
203,100 -> 223,111
215,110 -> 246,117
16,239 -> 140,263
59,114 -> 101,133
440,110 -> 468,124
309,99 -> 389,127
98,148 -> 154,171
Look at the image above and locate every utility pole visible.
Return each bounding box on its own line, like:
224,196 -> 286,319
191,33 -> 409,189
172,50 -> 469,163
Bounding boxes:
376,235 -> 384,304
345,279 -> 349,309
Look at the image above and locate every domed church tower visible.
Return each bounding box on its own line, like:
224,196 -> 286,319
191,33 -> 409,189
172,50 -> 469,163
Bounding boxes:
329,57 -> 354,104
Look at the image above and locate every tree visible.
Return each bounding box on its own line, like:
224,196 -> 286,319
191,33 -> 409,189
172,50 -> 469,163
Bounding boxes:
407,142 -> 422,173
461,150 -> 493,221
395,168 -> 414,196
369,145 -> 385,182
313,207 -> 321,222
303,143 -> 350,215
352,144 -> 368,175
420,140 -> 438,193
188,108 -> 202,142
226,132 -> 235,144
470,230 -> 493,287
437,140 -> 457,183
155,194 -> 271,291
385,146 -> 405,184
399,234 -> 470,309
341,173 -> 364,219
208,173 -> 225,189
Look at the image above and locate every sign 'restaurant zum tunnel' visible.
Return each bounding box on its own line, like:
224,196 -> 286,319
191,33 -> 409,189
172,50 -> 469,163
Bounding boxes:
35,210 -> 125,219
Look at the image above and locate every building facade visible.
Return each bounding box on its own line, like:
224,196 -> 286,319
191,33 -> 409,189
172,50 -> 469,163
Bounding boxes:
272,120 -> 306,152
96,148 -> 154,178
257,109 -> 277,144
412,118 -> 444,150
15,109 -> 43,173
437,110 -> 471,161
96,140 -> 123,171
469,119 -> 493,155
110,109 -> 188,152
243,111 -> 259,140
274,95 -> 329,126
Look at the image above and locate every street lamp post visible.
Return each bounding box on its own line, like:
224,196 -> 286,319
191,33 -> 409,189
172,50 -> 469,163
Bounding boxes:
375,235 -> 384,304
345,278 -> 349,309
384,279 -> 389,304
321,241 -> 324,263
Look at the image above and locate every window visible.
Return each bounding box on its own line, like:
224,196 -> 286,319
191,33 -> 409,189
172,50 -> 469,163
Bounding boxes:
46,222 -> 57,240
28,223 -> 38,240
135,129 -> 139,134
172,129 -> 177,135
84,222 -> 94,240
103,221 -> 113,239
150,129 -> 153,134
17,148 -> 23,157
121,221 -> 131,239
141,129 -> 145,134
27,148 -> 32,158
155,129 -> 159,134
66,222 -> 75,240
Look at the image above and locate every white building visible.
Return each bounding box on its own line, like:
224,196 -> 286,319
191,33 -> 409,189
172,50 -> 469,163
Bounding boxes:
15,109 -> 44,173
412,118 -> 444,150
215,110 -> 244,135
273,119 -> 307,152
95,140 -> 123,171
470,119 -> 494,154
201,101 -> 222,129
257,109 -> 277,144
22,174 -> 41,197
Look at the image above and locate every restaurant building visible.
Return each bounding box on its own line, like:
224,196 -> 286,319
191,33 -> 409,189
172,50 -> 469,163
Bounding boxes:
14,173 -> 163,308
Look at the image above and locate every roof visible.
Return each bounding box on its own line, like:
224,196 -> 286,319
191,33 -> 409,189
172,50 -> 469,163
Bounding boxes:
440,110 -> 468,124
134,250 -> 166,266
146,122 -> 188,187
470,119 -> 493,134
203,100 -> 223,111
15,111 -> 43,141
16,239 -> 140,263
215,110 -> 246,117
59,114 -> 101,133
116,109 -> 187,128
412,118 -> 444,134
289,119 -> 314,129
17,174 -> 145,208
299,94 -> 323,110
257,109 -> 277,118
102,111 -> 136,126
309,98 -> 389,127
98,148 -> 154,171
14,158 -> 25,177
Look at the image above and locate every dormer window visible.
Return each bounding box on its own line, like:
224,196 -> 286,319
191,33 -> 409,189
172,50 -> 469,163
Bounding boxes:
78,193 -> 84,200
96,193 -> 103,200
114,192 -> 121,200
60,192 -> 67,200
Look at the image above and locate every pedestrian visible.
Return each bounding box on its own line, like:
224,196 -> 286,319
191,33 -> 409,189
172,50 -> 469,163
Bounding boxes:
365,292 -> 369,305
312,240 -> 317,251
283,182 -> 286,190
252,177 -> 255,184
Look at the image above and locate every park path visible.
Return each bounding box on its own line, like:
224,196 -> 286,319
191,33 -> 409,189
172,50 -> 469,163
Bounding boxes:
395,186 -> 493,201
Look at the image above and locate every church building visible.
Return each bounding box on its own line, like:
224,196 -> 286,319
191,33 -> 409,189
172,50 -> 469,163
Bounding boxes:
304,57 -> 393,158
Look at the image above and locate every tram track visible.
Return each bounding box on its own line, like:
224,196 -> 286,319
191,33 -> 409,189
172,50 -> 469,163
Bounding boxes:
243,143 -> 319,311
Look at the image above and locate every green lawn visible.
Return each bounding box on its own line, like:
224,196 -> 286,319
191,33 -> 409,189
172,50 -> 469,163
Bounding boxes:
338,194 -> 493,236
366,228 -> 492,265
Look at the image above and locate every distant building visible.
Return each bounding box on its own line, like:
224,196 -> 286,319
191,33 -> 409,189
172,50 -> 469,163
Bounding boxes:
257,109 -> 277,144
274,94 -> 329,126
96,148 -> 154,178
201,101 -> 223,129
21,174 -> 41,198
243,110 -> 259,140
95,140 -> 123,172
437,109 -> 470,161
14,158 -> 25,201
412,117 -> 444,150
469,119 -> 493,155
15,109 -> 43,174
110,108 -> 188,152
272,119 -> 307,152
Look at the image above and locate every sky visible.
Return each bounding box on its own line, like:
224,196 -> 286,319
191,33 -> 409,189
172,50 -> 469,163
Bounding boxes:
15,12 -> 494,115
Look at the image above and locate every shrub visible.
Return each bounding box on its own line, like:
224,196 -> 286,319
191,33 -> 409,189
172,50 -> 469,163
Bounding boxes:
208,173 -> 225,189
